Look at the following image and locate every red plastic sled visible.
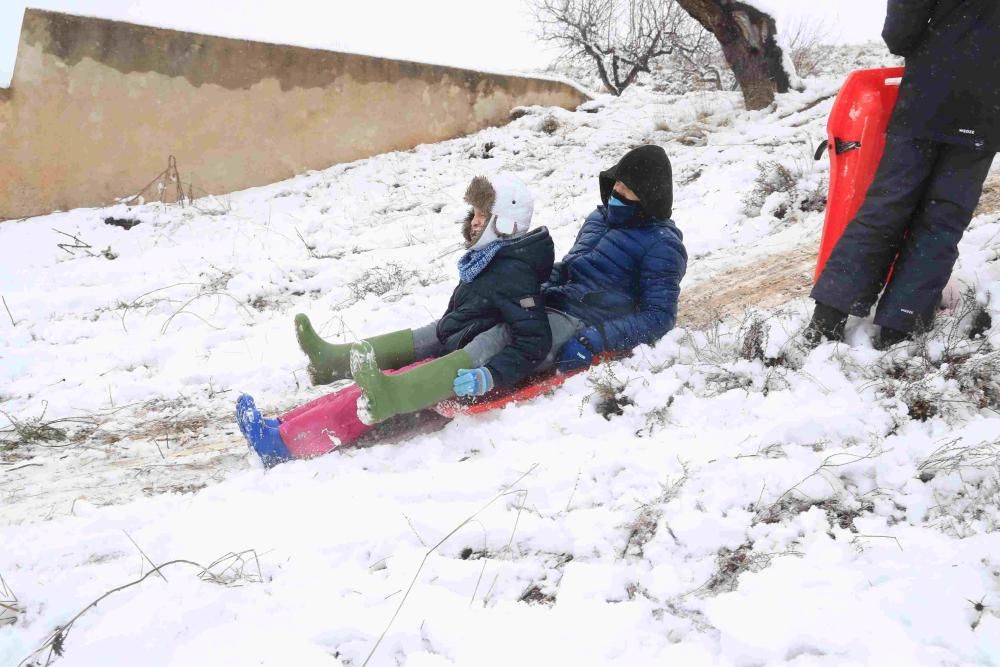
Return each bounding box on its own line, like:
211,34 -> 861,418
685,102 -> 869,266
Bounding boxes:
276,357 -> 610,460
814,67 -> 904,282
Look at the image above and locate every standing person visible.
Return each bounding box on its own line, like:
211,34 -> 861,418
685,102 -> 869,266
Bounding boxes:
807,0 -> 1000,348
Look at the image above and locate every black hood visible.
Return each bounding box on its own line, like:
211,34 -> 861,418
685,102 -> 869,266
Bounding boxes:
599,145 -> 673,220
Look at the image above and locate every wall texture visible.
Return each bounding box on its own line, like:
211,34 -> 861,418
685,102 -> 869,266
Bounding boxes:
0,10 -> 588,220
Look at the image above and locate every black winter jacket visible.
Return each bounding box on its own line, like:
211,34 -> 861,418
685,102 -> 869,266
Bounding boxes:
437,228 -> 554,388
885,0 -> 1000,151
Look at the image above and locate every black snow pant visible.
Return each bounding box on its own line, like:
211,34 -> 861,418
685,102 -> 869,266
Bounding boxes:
811,134 -> 996,333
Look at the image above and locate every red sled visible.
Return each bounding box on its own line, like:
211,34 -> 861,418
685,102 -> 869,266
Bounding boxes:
814,67 -> 904,282
277,358 -> 610,460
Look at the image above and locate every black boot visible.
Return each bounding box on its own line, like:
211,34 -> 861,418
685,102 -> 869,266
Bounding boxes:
803,302 -> 848,346
968,309 -> 992,340
873,326 -> 910,350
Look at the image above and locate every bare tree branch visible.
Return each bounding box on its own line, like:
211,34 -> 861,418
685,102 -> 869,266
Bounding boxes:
530,0 -> 712,95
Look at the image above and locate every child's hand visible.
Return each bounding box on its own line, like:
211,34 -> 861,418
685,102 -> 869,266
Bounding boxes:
454,367 -> 495,397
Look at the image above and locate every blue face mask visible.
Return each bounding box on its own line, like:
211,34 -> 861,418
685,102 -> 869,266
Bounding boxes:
607,195 -> 641,225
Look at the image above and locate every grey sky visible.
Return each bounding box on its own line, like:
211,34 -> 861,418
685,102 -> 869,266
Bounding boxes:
1,1 -> 886,88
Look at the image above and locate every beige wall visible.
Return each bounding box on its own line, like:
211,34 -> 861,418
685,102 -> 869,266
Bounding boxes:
0,10 -> 587,220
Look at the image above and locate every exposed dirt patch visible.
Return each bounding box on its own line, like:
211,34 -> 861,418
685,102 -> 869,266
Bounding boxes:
678,244 -> 816,329
975,173 -> 1000,217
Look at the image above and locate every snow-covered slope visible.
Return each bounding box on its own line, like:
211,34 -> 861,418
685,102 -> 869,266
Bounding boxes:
2,60 -> 999,665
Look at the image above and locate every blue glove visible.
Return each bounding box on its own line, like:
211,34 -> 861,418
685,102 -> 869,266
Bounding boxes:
556,327 -> 603,373
454,367 -> 495,397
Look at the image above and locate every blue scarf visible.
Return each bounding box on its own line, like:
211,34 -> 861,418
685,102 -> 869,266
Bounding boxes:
457,239 -> 510,283
607,195 -> 643,226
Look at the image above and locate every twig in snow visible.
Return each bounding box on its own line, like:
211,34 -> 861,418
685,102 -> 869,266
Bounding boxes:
851,534 -> 904,552
2,296 -> 14,326
119,282 -> 202,333
123,530 -> 167,582
19,551 -> 264,666
52,229 -> 96,257
0,572 -> 20,627
403,513 -> 427,547
160,291 -> 254,335
478,489 -> 528,606
362,463 -> 539,667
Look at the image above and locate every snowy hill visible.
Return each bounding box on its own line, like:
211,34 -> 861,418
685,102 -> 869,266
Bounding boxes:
2,54 -> 1000,665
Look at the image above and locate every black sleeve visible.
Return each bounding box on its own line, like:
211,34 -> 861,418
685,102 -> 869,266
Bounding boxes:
483,268 -> 552,388
882,0 -> 939,56
545,261 -> 565,287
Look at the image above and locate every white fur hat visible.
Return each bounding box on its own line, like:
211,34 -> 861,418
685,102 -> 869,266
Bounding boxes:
463,173 -> 535,250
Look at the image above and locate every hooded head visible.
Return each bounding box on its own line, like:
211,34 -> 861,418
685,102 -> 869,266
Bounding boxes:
598,145 -> 673,220
461,173 -> 535,250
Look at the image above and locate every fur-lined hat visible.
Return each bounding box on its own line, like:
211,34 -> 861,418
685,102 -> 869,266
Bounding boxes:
461,173 -> 535,249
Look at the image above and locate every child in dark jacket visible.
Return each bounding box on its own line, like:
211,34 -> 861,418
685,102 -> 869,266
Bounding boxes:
236,173 -> 554,465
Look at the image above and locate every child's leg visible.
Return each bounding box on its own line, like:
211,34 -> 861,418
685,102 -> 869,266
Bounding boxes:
351,343 -> 472,424
411,321 -> 447,360
294,314 -> 419,385
457,312 -> 583,374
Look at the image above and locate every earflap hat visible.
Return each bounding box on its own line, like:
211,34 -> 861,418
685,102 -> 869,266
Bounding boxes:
462,173 -> 535,249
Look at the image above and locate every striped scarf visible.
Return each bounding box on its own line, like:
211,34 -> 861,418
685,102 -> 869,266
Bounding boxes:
457,239 -> 510,284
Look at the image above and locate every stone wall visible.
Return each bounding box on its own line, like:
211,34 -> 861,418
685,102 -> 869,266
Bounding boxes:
0,10 -> 587,220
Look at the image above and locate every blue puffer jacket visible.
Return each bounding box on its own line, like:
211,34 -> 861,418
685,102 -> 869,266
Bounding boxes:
543,206 -> 687,353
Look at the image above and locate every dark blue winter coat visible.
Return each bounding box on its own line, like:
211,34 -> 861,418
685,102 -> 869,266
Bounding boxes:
885,0 -> 1000,151
437,228 -> 554,388
543,207 -> 687,353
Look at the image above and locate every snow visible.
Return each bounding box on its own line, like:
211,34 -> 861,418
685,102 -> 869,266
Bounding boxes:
3,53 -> 1000,667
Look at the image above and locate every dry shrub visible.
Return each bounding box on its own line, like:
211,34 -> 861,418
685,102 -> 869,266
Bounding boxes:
347,263 -> 419,301
582,364 -> 634,420
743,160 -> 827,219
870,290 -> 1000,422
783,16 -> 837,78
539,116 -> 560,134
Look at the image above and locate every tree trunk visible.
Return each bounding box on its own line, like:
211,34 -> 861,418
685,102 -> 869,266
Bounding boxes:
674,0 -> 791,110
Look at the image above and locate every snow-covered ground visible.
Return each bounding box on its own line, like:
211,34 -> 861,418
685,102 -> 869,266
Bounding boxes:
2,59 -> 1000,665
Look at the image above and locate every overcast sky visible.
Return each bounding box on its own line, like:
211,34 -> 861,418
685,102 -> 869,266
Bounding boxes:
1,1 -> 887,88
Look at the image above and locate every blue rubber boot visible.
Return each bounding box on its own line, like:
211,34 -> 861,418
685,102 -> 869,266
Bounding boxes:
236,394 -> 292,468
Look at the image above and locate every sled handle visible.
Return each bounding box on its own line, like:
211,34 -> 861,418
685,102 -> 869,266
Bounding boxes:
813,138 -> 862,161
813,140 -> 828,161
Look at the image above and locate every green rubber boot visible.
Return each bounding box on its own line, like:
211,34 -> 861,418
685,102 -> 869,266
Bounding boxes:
351,341 -> 471,424
294,314 -> 415,385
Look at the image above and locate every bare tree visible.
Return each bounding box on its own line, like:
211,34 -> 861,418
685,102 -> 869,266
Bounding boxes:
783,15 -> 836,78
531,0 -> 715,96
674,0 -> 797,109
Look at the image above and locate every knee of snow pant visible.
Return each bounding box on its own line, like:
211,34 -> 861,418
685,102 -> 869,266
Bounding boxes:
921,145 -> 996,213
462,323 -> 512,367
412,321 -> 446,361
